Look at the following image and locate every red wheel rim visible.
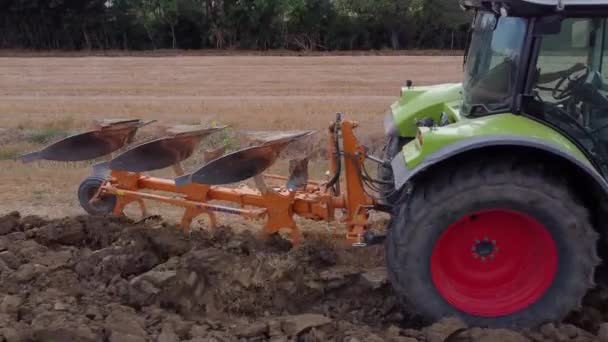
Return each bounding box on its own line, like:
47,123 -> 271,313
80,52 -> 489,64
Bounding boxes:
430,209 -> 558,317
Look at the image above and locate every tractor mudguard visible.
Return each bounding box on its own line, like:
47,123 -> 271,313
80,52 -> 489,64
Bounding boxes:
391,113 -> 608,196
392,136 -> 608,192
387,83 -> 463,138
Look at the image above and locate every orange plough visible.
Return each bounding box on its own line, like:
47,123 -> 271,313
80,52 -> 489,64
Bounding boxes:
19,115 -> 387,245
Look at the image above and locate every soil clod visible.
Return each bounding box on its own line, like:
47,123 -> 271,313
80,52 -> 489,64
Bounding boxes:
2,213 -> 608,341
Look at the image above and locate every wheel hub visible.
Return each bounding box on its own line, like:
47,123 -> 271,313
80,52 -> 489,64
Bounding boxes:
430,209 -> 558,317
473,239 -> 496,259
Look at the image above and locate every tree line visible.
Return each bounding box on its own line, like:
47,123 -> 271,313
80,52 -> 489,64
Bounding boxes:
0,0 -> 471,51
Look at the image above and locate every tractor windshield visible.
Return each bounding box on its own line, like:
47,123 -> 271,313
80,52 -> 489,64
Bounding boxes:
462,12 -> 528,115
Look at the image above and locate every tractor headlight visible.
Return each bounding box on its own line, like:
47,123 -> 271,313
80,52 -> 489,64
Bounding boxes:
384,110 -> 398,137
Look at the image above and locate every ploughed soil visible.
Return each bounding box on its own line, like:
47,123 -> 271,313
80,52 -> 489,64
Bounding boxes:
1,212 -> 608,342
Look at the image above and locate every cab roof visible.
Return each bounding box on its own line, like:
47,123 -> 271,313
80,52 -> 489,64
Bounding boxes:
525,0 -> 608,5
461,0 -> 608,16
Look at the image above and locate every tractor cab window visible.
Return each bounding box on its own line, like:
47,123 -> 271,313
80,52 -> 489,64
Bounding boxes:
532,18 -> 608,144
462,12 -> 528,115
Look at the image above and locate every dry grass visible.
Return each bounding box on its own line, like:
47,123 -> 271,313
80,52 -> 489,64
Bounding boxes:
0,55 -> 462,219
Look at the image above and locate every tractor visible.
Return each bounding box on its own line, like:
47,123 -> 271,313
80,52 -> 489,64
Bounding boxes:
380,0 -> 608,328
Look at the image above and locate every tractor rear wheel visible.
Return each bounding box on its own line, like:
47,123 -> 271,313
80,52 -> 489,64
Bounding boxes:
78,176 -> 117,216
386,157 -> 599,327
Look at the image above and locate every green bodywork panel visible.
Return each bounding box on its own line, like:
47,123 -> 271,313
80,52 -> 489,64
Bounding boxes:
391,83 -> 463,137
390,83 -> 592,170
404,113 -> 591,169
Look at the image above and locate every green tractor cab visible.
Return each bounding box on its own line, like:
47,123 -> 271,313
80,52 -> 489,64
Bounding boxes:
382,0 -> 608,328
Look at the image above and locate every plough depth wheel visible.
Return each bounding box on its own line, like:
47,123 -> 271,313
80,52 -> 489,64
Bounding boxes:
78,176 -> 117,216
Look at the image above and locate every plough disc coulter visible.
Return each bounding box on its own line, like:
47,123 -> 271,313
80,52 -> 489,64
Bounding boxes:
19,115 -> 382,245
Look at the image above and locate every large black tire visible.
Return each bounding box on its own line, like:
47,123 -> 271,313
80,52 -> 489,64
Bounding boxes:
377,135 -> 410,204
78,176 -> 117,216
386,157 -> 600,327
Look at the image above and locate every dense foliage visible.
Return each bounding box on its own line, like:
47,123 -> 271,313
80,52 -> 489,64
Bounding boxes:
0,0 -> 470,50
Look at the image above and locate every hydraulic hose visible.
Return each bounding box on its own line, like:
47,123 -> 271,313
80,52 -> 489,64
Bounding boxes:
326,113 -> 342,194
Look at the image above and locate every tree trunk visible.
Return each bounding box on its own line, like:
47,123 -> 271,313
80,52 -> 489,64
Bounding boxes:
391,30 -> 400,50
451,30 -> 455,50
103,24 -> 110,49
83,27 -> 92,50
145,25 -> 157,49
170,23 -> 177,49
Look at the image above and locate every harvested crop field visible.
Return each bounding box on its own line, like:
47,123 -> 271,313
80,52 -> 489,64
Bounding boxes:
0,55 -> 461,217
0,55 -> 461,131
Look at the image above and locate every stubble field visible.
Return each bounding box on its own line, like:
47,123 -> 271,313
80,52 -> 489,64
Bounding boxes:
0,55 -> 462,217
